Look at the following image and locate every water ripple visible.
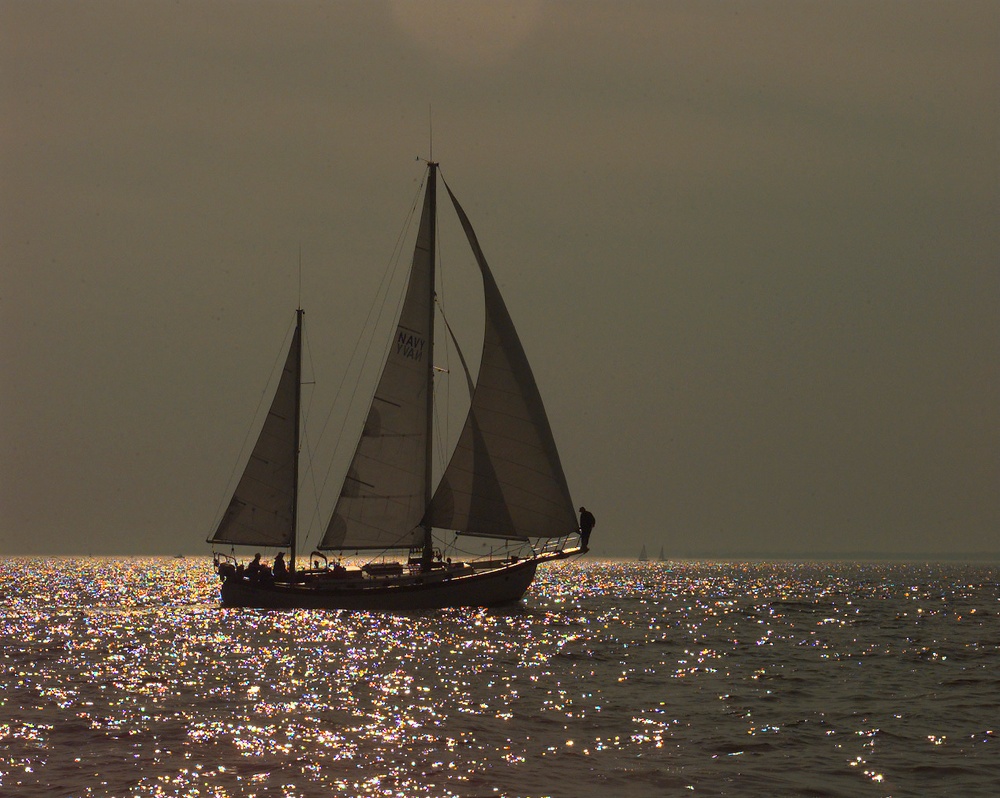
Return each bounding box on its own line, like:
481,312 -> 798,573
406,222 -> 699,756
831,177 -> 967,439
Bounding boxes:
1,557 -> 997,796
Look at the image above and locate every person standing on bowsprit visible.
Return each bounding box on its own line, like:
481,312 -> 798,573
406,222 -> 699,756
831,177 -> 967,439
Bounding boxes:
578,507 -> 596,550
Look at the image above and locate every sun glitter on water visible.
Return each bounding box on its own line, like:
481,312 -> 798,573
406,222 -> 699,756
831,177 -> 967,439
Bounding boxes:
2,556 -> 998,797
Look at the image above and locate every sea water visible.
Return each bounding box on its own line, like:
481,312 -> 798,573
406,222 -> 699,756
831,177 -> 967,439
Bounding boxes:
1,557 -> 997,797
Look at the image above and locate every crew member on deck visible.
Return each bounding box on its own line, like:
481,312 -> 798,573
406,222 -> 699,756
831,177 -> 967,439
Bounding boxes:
273,551 -> 288,581
579,507 -> 596,550
247,553 -> 263,581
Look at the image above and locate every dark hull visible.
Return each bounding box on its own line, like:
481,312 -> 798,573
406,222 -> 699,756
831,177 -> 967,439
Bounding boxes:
218,552 -> 579,610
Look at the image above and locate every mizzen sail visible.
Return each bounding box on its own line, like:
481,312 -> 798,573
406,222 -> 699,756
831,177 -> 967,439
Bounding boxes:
209,323 -> 301,547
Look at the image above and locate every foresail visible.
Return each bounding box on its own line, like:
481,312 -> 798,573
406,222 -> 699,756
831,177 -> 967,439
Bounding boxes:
319,175 -> 435,551
426,180 -> 578,540
210,324 -> 300,547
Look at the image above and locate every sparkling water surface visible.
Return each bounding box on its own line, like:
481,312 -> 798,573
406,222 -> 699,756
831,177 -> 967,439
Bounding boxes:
1,557 -> 997,797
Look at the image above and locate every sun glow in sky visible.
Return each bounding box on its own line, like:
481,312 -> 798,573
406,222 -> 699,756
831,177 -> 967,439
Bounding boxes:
391,0 -> 543,66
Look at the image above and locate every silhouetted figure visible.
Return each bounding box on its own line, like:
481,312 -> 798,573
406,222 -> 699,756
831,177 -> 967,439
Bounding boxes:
246,552 -> 263,582
579,507 -> 596,550
273,551 -> 288,581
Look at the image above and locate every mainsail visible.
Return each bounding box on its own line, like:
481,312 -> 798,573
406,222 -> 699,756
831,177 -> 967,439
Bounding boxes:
210,320 -> 301,548
320,172 -> 436,550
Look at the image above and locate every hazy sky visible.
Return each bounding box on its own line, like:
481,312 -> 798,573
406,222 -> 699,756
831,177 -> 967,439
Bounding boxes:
2,1 -> 997,558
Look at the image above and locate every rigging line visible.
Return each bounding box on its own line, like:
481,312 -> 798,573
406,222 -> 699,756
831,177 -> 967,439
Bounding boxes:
298,420 -> 319,545
308,171 -> 429,530
443,535 -> 529,561
429,167 -> 472,475
312,185 -> 421,459
437,300 -> 477,397
431,177 -> 450,470
207,316 -> 298,538
432,299 -> 477,473
325,183 -> 421,446
352,532 -> 423,567
431,379 -> 450,479
298,328 -> 328,545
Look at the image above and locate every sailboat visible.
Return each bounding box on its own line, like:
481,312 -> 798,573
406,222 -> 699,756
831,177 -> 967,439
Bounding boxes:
208,161 -> 584,610
638,545 -> 648,562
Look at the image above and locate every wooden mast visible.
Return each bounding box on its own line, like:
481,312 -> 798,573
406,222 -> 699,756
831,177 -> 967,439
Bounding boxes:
290,307 -> 303,573
421,162 -> 438,569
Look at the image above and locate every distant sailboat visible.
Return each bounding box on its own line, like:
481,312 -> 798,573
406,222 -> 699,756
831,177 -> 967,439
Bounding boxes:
638,545 -> 648,562
658,546 -> 665,561
208,161 -> 584,610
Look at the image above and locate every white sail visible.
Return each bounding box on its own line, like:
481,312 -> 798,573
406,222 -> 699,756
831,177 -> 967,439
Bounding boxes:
425,181 -> 578,540
320,177 -> 435,550
209,324 -> 300,547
